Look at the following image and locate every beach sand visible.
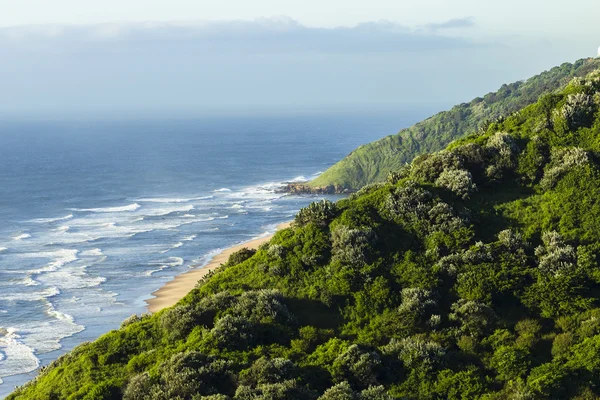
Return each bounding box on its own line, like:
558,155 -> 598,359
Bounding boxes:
146,221 -> 292,313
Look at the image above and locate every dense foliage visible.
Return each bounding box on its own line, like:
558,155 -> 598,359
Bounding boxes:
310,57 -> 600,190
10,67 -> 600,399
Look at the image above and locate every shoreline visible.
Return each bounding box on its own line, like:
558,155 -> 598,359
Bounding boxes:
145,221 -> 292,313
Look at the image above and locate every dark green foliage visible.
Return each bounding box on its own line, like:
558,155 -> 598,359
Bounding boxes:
10,64 -> 600,400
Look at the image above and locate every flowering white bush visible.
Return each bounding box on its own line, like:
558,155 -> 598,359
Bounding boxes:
535,231 -> 577,278
540,147 -> 589,190
435,168 -> 477,199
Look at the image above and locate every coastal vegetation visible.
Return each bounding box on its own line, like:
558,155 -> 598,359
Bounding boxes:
307,57 -> 600,191
9,66 -> 600,399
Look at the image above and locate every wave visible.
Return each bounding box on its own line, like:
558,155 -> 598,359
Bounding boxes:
0,247 -> 7,253
213,188 -> 231,192
148,257 -> 184,268
12,233 -> 31,241
160,242 -> 184,254
80,248 -> 104,257
0,286 -> 60,302
0,328 -> 40,381
136,196 -> 212,203
19,249 -> 79,275
145,256 -> 184,276
289,175 -> 309,183
28,214 -> 74,224
37,266 -> 107,290
139,204 -> 194,217
69,203 -> 141,213
182,235 -> 197,241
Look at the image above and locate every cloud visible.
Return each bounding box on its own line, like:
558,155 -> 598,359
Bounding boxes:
0,17 -> 482,54
426,17 -> 476,32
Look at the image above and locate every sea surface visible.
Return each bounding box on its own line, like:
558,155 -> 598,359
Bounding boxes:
0,110 -> 430,396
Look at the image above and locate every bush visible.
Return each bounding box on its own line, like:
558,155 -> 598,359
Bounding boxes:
435,168 -> 477,199
535,231 -> 577,278
232,290 -> 294,324
238,357 -> 296,386
539,147 -> 589,190
332,345 -> 382,388
557,93 -> 596,130
449,299 -> 496,336
225,248 -> 256,267
318,382 -> 357,400
160,305 -> 199,341
331,225 -> 375,267
382,337 -> 445,369
296,200 -> 338,227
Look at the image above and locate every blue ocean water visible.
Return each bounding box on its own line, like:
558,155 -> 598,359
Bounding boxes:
0,110 -> 430,396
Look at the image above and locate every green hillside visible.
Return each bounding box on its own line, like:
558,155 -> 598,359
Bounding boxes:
9,67 -> 600,399
310,57 -> 600,190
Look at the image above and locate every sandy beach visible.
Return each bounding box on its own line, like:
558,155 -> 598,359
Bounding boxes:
146,221 -> 292,313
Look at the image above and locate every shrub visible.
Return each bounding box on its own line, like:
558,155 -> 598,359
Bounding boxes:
385,182 -> 433,223
435,168 -> 477,199
332,345 -> 382,388
558,93 -> 596,130
210,315 -> 255,350
449,299 -> 496,336
539,147 -> 589,190
485,132 -> 519,178
382,337 -> 445,369
497,229 -> 527,252
160,305 -> 199,341
411,151 -> 464,183
234,380 -> 315,400
238,357 -> 296,386
535,231 -> 577,278
398,288 -> 437,316
123,373 -> 154,400
232,290 -> 294,324
318,382 -> 357,400
331,225 -> 375,267
296,200 -> 338,227
225,248 -> 256,267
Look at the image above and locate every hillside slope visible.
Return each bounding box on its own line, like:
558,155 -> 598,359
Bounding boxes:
309,57 -> 600,190
9,68 -> 600,400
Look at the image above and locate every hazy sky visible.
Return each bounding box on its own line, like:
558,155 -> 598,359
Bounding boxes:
0,0 -> 599,117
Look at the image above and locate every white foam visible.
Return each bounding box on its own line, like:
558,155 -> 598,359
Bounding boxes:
160,242 -> 184,254
28,214 -> 74,224
12,233 -> 31,241
214,188 -> 231,192
18,249 -> 79,274
182,235 -> 197,241
144,257 -> 184,276
136,196 -> 212,203
231,204 -> 244,209
289,175 -> 309,182
37,266 -> 106,290
0,328 -> 40,381
18,301 -> 85,354
0,286 -> 60,302
139,204 -> 194,216
148,257 -> 184,267
69,203 -> 141,213
80,248 -> 104,257
0,247 -> 7,253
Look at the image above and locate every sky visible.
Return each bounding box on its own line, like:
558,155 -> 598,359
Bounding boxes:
0,0 -> 599,117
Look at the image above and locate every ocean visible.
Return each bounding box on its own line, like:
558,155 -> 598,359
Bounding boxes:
0,110 -> 430,396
